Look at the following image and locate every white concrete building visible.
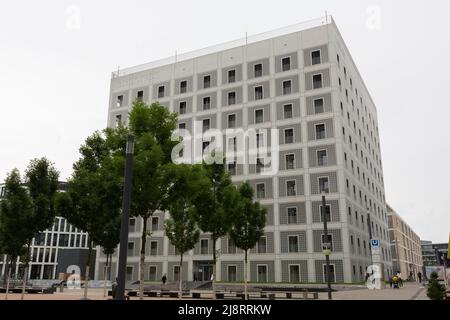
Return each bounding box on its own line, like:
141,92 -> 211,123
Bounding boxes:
97,16 -> 392,283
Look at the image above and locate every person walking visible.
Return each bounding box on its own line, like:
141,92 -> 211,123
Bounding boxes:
417,271 -> 422,284
161,274 -> 167,285
397,272 -> 403,287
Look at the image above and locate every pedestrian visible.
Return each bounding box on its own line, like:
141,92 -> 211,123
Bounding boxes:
397,272 -> 403,287
389,275 -> 393,288
417,272 -> 422,283
161,274 -> 167,285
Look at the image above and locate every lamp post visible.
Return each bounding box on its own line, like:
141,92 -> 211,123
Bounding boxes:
115,134 -> 135,300
321,191 -> 332,300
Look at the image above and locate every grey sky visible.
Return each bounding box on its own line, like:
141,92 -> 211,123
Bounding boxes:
0,0 -> 449,243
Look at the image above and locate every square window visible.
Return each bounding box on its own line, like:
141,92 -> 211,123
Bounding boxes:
151,217 -> 159,231
228,91 -> 236,105
257,237 -> 267,253
179,101 -> 187,114
255,109 -> 264,124
228,239 -> 237,254
321,234 -> 333,251
150,241 -> 158,256
127,242 -> 134,251
287,207 -> 297,224
315,124 -> 326,139
286,180 -> 296,196
228,69 -> 236,83
254,86 -> 263,100
282,57 -> 291,71
254,63 -> 263,77
203,75 -> 211,89
284,128 -> 294,144
289,265 -> 300,282
202,119 -> 210,132
180,80 -> 187,94
314,98 -> 324,114
257,265 -> 268,282
173,266 -> 180,281
282,80 -> 292,95
200,239 -> 209,254
256,158 -> 264,173
203,96 -> 211,110
117,95 -> 123,107
318,177 -> 330,193
158,86 -> 165,98
256,183 -> 265,199
115,114 -> 122,127
228,265 -> 237,281
256,133 -> 264,149
137,90 -> 144,100
149,266 -> 157,281
288,236 -> 299,253
228,114 -> 236,128
311,50 -> 321,65
320,205 -> 331,222
312,74 -> 322,89
178,122 -> 186,130
285,154 -> 295,170
283,104 -> 293,119
317,150 -> 328,166
126,267 -> 133,281
228,161 -> 236,176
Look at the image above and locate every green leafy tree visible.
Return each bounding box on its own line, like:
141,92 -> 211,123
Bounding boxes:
427,271 -> 446,300
55,131 -> 122,300
228,182 -> 266,299
21,158 -> 59,299
163,163 -> 208,298
105,100 -> 178,299
193,157 -> 235,297
0,169 -> 32,299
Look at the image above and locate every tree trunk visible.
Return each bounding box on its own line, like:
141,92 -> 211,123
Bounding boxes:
139,216 -> 148,300
3,255 -> 10,288
179,253 -> 183,299
103,254 -> 109,298
244,249 -> 248,300
4,257 -> 12,300
83,241 -> 92,300
108,254 -> 112,281
212,237 -> 216,299
21,242 -> 31,300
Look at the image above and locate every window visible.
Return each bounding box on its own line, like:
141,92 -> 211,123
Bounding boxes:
158,86 -> 165,98
317,149 -> 328,166
288,235 -> 299,252
289,265 -> 300,282
312,74 -> 322,89
129,218 -> 136,231
284,128 -> 294,144
178,122 -> 186,130
254,86 -> 263,100
137,90 -> 144,101
321,234 -> 333,251
323,264 -> 335,282
282,57 -> 291,71
173,266 -> 180,281
202,118 -> 210,132
287,207 -> 297,224
197,239 -> 210,256
255,109 -> 264,124
203,96 -> 211,110
203,75 -> 211,89
202,141 -> 210,151
115,114 -> 122,127
227,161 -> 236,176
320,205 -> 331,222
283,104 -> 293,119
116,95 -> 125,108
180,80 -> 187,94
127,242 -> 134,252
314,98 -> 324,114
282,80 -> 292,95
257,237 -> 267,253
228,91 -> 236,105
256,132 -> 264,149
318,177 -> 329,193
126,266 -> 133,281
256,158 -> 264,173
150,241 -> 158,256
228,238 -> 237,254
228,265 -> 237,282
285,154 -> 295,170
228,69 -> 236,83
256,183 -> 265,199
337,54 -> 340,66
151,216 -> 159,231
257,265 -> 268,282
228,114 -> 236,128
254,63 -> 263,77
315,124 -> 326,139
286,180 -> 296,196
311,50 -> 321,65
179,101 -> 187,114
148,266 -> 157,281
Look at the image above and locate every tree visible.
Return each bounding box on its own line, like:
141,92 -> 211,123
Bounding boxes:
427,271 -> 446,300
55,131 -> 122,300
21,158 -> 59,300
193,157 -> 235,297
0,169 -> 32,300
163,163 -> 208,298
105,100 -> 178,299
228,182 -> 266,300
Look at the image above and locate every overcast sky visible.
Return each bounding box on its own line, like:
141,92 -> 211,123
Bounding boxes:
0,0 -> 449,243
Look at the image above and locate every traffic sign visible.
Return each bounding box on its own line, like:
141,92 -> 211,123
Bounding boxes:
371,239 -> 380,248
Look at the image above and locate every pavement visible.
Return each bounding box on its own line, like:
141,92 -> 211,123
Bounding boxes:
0,282 -> 429,300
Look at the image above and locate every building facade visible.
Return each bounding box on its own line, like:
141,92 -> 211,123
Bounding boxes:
98,16 -> 392,283
387,204 -> 423,280
0,182 -> 93,280
421,240 -> 449,267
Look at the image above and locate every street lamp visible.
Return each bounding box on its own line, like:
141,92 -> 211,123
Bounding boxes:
321,191 -> 332,300
115,134 -> 135,300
